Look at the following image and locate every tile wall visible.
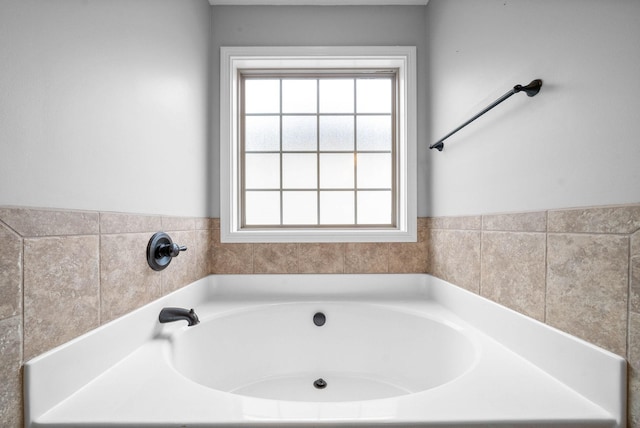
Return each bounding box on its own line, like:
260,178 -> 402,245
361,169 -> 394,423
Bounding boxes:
209,219 -> 430,274
0,207 -> 211,427
1,204 -> 639,426
425,205 -> 640,427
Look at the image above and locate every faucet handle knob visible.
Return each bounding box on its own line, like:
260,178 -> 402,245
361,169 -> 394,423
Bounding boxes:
166,243 -> 187,258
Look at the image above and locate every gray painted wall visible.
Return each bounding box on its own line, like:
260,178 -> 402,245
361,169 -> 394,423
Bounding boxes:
0,0 -> 212,217
4,2 -> 636,219
426,0 -> 640,216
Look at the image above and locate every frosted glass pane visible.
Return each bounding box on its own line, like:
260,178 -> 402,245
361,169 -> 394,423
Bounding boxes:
245,153 -> 280,189
283,191 -> 317,225
357,115 -> 392,151
357,153 -> 391,189
282,153 -> 317,189
356,79 -> 392,113
357,191 -> 392,224
245,116 -> 280,151
320,191 -> 355,225
319,79 -> 354,113
319,116 -> 354,151
282,116 -> 317,151
245,191 -> 280,225
320,153 -> 354,189
245,80 -> 280,114
282,80 -> 317,114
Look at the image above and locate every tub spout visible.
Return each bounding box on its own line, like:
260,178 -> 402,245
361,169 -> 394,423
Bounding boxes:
159,307 -> 199,326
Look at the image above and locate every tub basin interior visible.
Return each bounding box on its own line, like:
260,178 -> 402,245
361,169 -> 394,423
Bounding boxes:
169,302 -> 478,402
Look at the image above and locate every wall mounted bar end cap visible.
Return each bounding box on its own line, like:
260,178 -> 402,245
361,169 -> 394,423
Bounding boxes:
429,141 -> 445,151
514,79 -> 543,97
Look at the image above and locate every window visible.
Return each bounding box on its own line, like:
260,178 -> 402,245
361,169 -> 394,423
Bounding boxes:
243,73 -> 394,227
221,46 -> 416,242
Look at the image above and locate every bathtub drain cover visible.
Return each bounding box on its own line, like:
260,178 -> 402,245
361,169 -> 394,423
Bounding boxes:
313,312 -> 326,326
313,378 -> 327,389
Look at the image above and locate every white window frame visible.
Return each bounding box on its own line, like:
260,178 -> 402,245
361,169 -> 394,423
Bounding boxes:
220,46 -> 417,243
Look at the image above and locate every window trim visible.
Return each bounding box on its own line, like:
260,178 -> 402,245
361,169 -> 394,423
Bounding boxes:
220,46 -> 417,243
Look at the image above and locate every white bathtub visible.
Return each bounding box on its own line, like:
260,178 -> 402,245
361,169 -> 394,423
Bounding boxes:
24,274 -> 626,427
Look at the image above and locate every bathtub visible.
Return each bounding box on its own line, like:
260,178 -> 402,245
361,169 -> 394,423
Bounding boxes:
24,274 -> 626,427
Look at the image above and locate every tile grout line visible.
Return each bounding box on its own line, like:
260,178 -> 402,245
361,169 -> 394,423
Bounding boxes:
478,216 -> 484,296
543,210 -> 549,324
98,213 -> 102,327
386,242 -> 390,273
627,233 -> 632,361
21,235 -> 25,369
0,217 -> 22,238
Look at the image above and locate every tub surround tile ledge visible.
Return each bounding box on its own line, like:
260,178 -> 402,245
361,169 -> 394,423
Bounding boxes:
0,207 -> 99,237
161,216 -> 197,232
99,212 -> 162,234
426,215 -> 482,230
482,211 -> 547,232
548,204 -> 640,234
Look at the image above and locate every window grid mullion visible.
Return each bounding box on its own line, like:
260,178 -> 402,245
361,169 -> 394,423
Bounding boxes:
353,78 -> 358,225
279,78 -> 283,226
316,78 -> 321,226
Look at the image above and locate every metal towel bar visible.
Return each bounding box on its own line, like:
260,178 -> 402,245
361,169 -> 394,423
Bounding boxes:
429,79 -> 543,152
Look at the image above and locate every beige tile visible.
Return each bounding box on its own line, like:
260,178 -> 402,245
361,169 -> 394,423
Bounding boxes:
389,227 -> 429,273
210,230 -> 253,274
299,243 -> 345,274
210,218 -> 221,229
99,212 -> 161,234
100,233 -> 162,323
628,312 -> 640,428
482,211 -> 547,232
632,256 -> 640,314
345,243 -> 389,273
428,229 -> 481,293
0,207 -> 99,237
161,230 -> 197,294
630,365 -> 640,428
0,316 -> 22,428
481,232 -> 546,321
632,230 -> 640,258
548,204 -> 640,234
417,217 -> 429,229
24,235 -> 100,360
161,216 -> 196,231
425,215 -> 481,230
254,243 -> 298,274
194,217 -> 212,231
546,233 -> 628,356
0,223 -> 22,320
193,229 -> 212,278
